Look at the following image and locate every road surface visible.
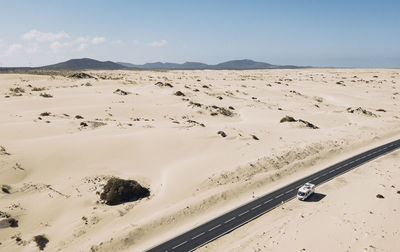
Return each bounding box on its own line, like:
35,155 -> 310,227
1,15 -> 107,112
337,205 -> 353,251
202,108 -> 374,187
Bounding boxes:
147,139 -> 400,252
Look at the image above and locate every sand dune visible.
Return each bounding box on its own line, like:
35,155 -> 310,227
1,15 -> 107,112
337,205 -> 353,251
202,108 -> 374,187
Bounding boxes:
1,69 -> 399,251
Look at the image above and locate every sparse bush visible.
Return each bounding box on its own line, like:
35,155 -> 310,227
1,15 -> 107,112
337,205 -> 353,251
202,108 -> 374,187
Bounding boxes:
217,131 -> 227,138
376,194 -> 384,199
8,218 -> 18,227
9,87 -> 25,93
280,115 -> 296,123
113,89 -> 130,95
33,235 -> 49,250
40,112 -> 51,117
1,185 -> 11,194
174,91 -> 185,96
40,93 -> 53,98
69,72 -> 95,79
251,135 -> 259,140
75,115 -> 84,119
155,82 -> 173,88
0,146 -> 10,155
217,107 -> 233,117
100,177 -> 150,205
31,87 -> 46,91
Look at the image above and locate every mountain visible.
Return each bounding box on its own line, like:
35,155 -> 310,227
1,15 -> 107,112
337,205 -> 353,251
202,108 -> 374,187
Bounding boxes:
213,59 -> 274,70
117,59 -> 303,70
42,58 -> 126,70
117,62 -> 141,68
36,58 -> 307,70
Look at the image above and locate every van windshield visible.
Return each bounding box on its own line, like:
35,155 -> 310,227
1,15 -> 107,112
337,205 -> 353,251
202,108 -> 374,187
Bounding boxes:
298,192 -> 306,196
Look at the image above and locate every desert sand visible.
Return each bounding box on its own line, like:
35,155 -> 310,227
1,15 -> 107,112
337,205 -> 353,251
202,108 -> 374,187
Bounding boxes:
0,69 -> 399,251
198,149 -> 400,252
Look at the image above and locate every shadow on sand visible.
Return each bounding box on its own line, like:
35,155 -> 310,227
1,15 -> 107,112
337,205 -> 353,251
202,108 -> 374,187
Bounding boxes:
305,193 -> 326,202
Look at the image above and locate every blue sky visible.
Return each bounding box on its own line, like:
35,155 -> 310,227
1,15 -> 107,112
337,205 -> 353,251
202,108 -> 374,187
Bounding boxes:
0,0 -> 399,67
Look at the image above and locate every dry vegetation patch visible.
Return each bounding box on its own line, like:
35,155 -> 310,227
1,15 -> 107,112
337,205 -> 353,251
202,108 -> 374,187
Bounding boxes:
100,177 -> 150,205
33,235 -> 49,250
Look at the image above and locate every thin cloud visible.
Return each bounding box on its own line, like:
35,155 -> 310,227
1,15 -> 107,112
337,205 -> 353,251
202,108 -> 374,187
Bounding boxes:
149,39 -> 167,47
132,39 -> 140,45
25,45 -> 39,54
49,41 -> 76,53
91,37 -> 105,45
23,29 -> 69,42
7,43 -> 23,55
111,40 -> 123,45
75,36 -> 90,43
77,43 -> 88,51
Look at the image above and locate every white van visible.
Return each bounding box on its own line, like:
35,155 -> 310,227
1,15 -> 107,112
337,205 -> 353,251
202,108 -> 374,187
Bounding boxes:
297,182 -> 315,200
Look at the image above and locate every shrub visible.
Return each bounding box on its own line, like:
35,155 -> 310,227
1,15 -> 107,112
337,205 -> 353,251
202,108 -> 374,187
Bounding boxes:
280,115 -> 296,123
40,93 -> 53,98
32,87 -> 46,91
69,72 -> 95,79
33,235 -> 49,250
1,185 -> 11,194
217,131 -> 227,138
9,87 -> 25,93
40,112 -> 51,117
174,91 -> 185,96
100,177 -> 150,205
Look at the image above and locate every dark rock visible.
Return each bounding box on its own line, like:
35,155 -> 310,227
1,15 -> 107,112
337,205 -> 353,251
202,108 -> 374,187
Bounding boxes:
100,177 -> 150,205
376,194 -> 384,199
75,115 -> 84,119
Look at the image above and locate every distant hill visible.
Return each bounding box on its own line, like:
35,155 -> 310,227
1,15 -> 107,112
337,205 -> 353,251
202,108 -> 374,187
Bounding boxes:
117,61 -> 210,69
213,59 -> 273,70
117,59 -> 305,70
41,58 -> 126,70
29,58 -> 307,70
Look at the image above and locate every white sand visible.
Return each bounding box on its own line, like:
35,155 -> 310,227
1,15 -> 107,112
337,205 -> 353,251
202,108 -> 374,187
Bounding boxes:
0,69 -> 399,251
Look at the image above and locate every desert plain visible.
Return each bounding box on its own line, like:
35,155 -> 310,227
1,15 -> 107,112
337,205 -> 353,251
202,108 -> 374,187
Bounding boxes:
0,69 -> 400,251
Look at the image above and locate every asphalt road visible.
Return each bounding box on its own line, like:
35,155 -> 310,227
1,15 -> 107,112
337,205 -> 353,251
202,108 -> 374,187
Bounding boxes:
147,139 -> 400,252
